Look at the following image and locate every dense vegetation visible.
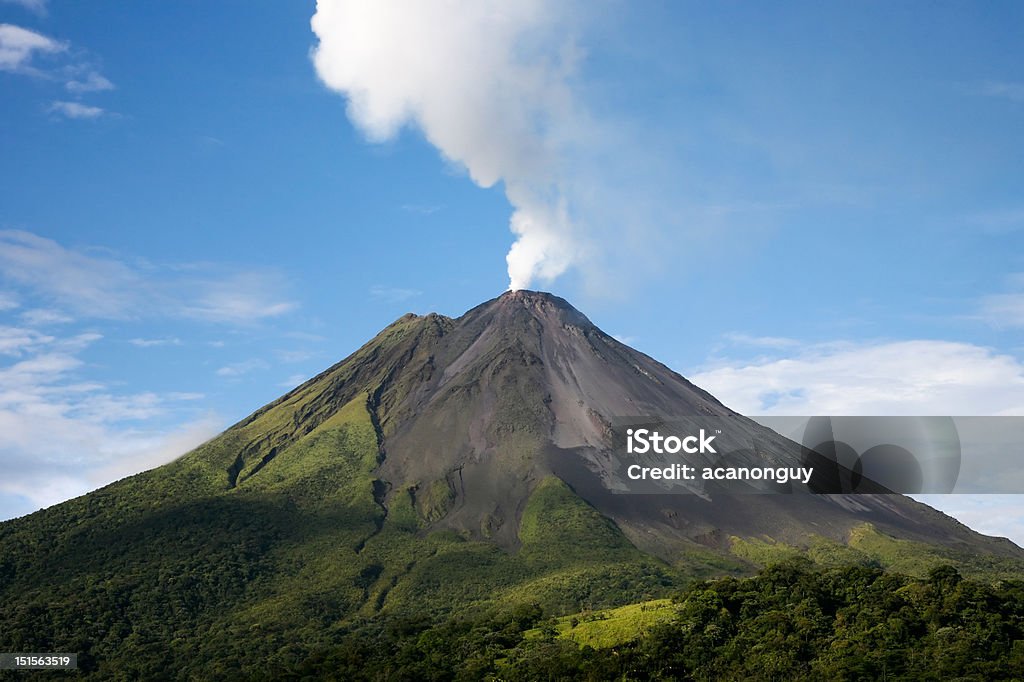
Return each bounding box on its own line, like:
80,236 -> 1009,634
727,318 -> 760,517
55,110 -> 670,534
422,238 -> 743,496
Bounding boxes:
2,392 -> 1022,679
276,561 -> 1024,681
3,391 -> 1022,679
4,551 -> 1022,679
0,397 -> 687,679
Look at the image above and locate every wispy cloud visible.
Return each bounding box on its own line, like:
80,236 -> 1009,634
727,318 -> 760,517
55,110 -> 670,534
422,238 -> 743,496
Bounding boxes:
979,293 -> 1024,328
167,392 -> 204,401
0,328 -> 221,519
0,0 -> 48,15
48,100 -> 106,119
0,23 -> 63,74
185,273 -> 297,323
691,339 -> 1024,416
912,495 -> 1024,545
0,230 -> 298,324
723,332 -> 801,349
276,349 -> 313,363
196,135 -> 225,149
369,285 -> 422,303
0,231 -> 140,316
65,70 -> 114,93
129,337 -> 182,348
20,308 -> 73,325
1,21 -> 114,120
0,292 -> 19,311
0,414 -> 219,520
975,276 -> 1024,329
215,359 -> 269,378
279,373 -> 309,389
0,326 -> 53,356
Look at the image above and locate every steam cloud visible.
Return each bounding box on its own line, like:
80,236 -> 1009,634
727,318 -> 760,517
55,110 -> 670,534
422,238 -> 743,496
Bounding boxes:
310,0 -> 586,290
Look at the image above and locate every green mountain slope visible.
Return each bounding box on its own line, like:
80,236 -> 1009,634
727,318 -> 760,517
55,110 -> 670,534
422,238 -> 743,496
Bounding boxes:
1,291 -> 1021,678
0,397 -> 686,677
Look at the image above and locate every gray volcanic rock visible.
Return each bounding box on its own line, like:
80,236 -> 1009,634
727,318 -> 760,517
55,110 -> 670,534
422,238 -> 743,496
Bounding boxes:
270,289 -> 1021,562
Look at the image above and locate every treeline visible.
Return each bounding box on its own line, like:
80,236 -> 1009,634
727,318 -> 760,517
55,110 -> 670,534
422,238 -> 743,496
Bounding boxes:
276,560 -> 1024,681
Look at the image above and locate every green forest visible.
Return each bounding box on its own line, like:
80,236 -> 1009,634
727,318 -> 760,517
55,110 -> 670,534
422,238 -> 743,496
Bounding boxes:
278,561 -> 1024,681
4,560 -> 1024,680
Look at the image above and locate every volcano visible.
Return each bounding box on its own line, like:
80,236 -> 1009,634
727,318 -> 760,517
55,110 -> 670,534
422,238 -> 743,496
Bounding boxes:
1,290 -> 1021,676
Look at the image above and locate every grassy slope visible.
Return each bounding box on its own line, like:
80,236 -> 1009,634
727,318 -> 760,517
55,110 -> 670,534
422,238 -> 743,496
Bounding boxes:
729,522 -> 1024,582
0,405 -> 690,678
0,394 -> 387,677
525,520 -> 1024,654
524,598 -> 678,648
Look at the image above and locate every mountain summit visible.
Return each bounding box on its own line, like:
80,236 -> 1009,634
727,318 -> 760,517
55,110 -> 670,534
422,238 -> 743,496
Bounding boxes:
1,291 -> 1021,675
216,289 -> 1018,557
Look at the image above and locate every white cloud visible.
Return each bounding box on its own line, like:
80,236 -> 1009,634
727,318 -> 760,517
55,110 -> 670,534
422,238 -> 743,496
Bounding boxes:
913,495 -> 1024,546
56,331 -> 102,352
216,359 -> 269,377
692,338 -> 1024,546
0,291 -> 19,311
166,392 -> 204,401
1,22 -> 114,128
0,233 -> 298,522
723,332 -> 801,349
0,231 -> 140,315
20,308 -> 73,325
85,417 -> 219,484
691,339 -> 1024,416
0,326 -> 53,356
0,416 -> 220,519
0,230 -> 297,324
0,327 -> 221,520
129,337 -> 182,348
184,272 -> 297,323
0,23 -> 63,73
65,71 -> 114,93
48,100 -> 106,119
71,391 -> 165,422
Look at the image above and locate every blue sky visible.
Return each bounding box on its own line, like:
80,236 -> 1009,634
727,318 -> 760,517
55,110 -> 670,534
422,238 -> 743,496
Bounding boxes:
1,1 -> 1023,540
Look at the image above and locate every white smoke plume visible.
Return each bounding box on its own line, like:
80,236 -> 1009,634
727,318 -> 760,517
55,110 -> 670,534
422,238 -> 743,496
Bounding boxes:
310,0 -> 586,290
